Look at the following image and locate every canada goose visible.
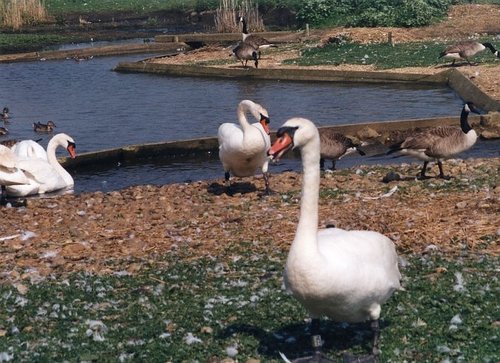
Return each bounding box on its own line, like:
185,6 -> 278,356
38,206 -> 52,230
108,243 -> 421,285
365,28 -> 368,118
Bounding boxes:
1,107 -> 10,120
4,133 -> 76,197
439,41 -> 499,66
268,118 -> 401,362
218,100 -> 271,194
319,129 -> 366,170
239,16 -> 276,57
388,102 -> 480,179
33,120 -> 56,133
231,41 -> 259,68
0,126 -> 7,135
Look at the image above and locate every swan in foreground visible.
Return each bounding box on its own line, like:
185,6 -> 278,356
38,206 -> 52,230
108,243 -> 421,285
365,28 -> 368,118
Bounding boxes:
439,41 -> 499,66
218,100 -> 271,194
387,102 -> 480,179
4,133 -> 76,197
268,118 -> 400,362
319,129 -> 366,170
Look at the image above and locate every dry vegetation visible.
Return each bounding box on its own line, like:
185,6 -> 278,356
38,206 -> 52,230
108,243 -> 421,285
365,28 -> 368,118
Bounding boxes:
0,0 -> 47,30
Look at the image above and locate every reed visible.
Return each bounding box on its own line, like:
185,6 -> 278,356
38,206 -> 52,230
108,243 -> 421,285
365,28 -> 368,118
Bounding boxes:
214,0 -> 264,33
0,0 -> 48,30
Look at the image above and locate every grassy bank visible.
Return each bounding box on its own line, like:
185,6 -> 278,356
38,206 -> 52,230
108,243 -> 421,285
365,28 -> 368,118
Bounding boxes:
0,249 -> 497,362
284,37 -> 500,69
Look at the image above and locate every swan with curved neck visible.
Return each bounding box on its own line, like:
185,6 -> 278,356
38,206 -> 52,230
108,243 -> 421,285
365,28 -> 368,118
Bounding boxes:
5,133 -> 76,197
269,118 -> 400,362
218,100 -> 271,194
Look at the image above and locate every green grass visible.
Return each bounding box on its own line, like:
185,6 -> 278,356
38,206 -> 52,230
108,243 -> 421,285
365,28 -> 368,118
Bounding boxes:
0,33 -> 75,53
1,249 -> 498,362
285,39 -> 500,69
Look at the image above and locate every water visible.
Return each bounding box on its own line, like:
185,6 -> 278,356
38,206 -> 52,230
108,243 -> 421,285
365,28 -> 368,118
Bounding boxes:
2,53 -> 493,194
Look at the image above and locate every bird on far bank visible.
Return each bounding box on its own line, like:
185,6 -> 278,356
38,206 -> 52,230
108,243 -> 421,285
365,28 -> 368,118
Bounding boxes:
319,129 -> 366,171
238,16 -> 277,58
439,40 -> 500,66
268,117 -> 401,362
0,126 -> 8,135
387,102 -> 480,179
231,41 -> 259,68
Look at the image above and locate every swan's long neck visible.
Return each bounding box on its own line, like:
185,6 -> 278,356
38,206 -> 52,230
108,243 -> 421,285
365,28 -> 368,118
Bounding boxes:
237,100 -> 258,137
294,134 -> 321,253
46,139 -> 73,185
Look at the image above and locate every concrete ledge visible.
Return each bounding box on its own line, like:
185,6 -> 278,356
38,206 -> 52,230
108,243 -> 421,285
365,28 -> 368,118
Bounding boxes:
60,116 -> 480,168
0,42 -> 188,63
114,62 -> 447,84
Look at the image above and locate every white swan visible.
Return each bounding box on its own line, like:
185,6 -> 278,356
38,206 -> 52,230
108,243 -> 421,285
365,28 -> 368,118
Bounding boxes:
11,138 -> 48,161
268,118 -> 401,362
0,145 -> 30,186
5,133 -> 76,197
218,99 -> 271,194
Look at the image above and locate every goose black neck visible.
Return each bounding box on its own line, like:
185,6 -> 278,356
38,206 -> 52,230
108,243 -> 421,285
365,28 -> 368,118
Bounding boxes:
482,42 -> 497,53
241,18 -> 248,34
460,107 -> 472,133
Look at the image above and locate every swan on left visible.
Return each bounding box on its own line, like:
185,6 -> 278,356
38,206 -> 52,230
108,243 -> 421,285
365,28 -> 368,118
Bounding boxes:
218,100 -> 272,195
0,133 -> 76,197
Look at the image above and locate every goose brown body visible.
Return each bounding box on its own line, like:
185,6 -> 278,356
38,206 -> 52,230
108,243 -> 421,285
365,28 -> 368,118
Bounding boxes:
388,103 -> 480,179
238,16 -> 276,58
439,41 -> 499,65
232,42 -> 259,68
319,129 -> 365,170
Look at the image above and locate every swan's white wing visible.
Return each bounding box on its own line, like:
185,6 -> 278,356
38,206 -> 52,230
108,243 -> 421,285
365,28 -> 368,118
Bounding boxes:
15,157 -> 66,192
11,140 -> 48,161
218,123 -> 244,150
0,166 -> 30,185
0,145 -> 30,185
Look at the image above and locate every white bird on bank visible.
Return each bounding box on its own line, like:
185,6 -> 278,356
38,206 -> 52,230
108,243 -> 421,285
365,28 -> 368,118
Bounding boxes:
4,133 -> 77,197
218,100 -> 271,194
268,118 -> 401,362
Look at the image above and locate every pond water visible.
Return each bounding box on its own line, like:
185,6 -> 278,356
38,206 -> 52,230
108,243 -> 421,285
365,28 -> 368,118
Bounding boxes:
1,53 -> 495,194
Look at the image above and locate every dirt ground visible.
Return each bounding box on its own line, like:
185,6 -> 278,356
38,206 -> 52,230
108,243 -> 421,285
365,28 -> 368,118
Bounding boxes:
1,5 -> 499,283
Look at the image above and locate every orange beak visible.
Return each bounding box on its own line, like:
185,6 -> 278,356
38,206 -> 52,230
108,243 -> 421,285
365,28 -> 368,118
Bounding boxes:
268,132 -> 293,160
67,144 -> 77,159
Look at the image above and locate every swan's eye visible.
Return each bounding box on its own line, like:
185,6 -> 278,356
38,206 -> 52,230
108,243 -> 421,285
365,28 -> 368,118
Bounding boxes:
260,114 -> 270,124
